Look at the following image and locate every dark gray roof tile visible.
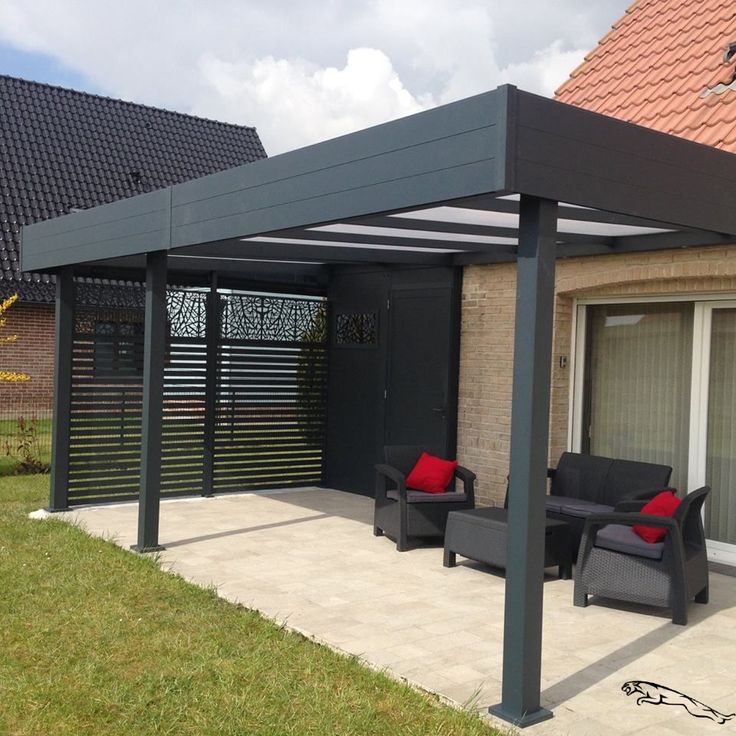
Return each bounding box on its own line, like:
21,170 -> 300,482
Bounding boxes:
0,74 -> 267,302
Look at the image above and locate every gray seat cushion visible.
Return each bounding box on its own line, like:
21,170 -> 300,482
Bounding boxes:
559,500 -> 614,518
594,524 -> 664,560
545,495 -> 588,513
387,489 -> 468,504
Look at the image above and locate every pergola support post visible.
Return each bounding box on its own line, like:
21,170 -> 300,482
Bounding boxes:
202,271 -> 219,497
490,195 -> 558,728
47,266 -> 74,512
132,250 -> 168,552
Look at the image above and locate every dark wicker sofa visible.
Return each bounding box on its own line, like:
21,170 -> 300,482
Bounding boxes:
545,452 -> 673,553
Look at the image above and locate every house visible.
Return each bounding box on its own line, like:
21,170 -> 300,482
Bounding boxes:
0,74 -> 267,426
455,0 -> 736,566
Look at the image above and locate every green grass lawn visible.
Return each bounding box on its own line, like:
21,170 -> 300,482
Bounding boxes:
0,475 -> 500,736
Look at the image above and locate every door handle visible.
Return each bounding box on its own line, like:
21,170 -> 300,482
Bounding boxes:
432,406 -> 447,414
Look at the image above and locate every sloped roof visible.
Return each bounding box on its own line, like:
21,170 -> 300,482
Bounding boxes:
556,0 -> 736,151
0,74 -> 267,301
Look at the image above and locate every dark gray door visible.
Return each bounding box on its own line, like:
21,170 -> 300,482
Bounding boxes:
325,269 -> 390,494
384,278 -> 458,455
326,266 -> 460,495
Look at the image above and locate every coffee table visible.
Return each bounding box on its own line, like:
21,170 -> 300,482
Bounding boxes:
443,507 -> 572,579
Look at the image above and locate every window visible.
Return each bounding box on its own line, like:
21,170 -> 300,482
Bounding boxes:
93,320 -> 144,376
581,302 -> 693,490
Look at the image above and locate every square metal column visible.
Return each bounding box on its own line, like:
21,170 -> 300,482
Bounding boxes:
202,271 -> 219,497
133,250 -> 168,552
47,266 -> 74,512
490,195 -> 558,727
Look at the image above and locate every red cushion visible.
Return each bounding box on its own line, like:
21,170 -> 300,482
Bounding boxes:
633,490 -> 681,543
405,452 -> 458,494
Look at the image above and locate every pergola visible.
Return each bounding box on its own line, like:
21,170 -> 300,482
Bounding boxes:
23,85 -> 736,727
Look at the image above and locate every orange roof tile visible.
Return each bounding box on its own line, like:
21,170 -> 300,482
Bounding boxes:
556,0 -> 736,151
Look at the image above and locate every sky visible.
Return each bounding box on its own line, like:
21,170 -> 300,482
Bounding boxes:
0,1 -> 627,155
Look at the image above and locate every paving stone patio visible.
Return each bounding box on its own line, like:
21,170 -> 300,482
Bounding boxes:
49,488 -> 736,735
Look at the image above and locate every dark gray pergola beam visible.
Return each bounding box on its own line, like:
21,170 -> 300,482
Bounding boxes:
453,250 -> 517,266
132,250 -> 168,553
22,88 -> 509,272
611,229 -> 735,252
554,230 -> 735,259
490,195 -> 557,728
454,227 -> 736,265
255,226 -> 496,252
81,255 -> 329,281
513,90 -> 736,234
181,240 -> 459,266
297,214 -> 613,246
449,194 -> 677,231
47,266 -> 74,512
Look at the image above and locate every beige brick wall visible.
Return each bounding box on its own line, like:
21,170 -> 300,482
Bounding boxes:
458,244 -> 736,507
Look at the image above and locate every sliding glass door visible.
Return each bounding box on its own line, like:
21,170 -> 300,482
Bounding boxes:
690,303 -> 736,560
582,302 -> 693,491
577,299 -> 736,563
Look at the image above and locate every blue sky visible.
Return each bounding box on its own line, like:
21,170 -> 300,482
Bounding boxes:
0,43 -> 91,91
0,1 -> 626,154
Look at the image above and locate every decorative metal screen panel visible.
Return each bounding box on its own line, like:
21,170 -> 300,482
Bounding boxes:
336,311 -> 377,345
160,289 -> 208,497
213,293 -> 328,493
221,293 -> 326,342
65,287 -> 327,504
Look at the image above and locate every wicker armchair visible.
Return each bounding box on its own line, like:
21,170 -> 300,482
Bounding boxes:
374,445 -> 475,551
573,486 -> 710,625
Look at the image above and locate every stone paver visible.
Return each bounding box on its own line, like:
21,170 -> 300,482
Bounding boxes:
52,488 -> 736,735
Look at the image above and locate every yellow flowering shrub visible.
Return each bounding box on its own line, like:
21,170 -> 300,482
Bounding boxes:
0,294 -> 31,382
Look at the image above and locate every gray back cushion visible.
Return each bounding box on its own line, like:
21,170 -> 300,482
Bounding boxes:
552,452 -> 612,503
602,459 -> 672,507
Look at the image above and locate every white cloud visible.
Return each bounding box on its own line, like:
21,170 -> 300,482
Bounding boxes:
196,48 -> 430,153
0,1 -> 627,154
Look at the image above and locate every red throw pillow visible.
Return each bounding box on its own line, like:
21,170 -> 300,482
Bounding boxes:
633,490 -> 681,544
406,452 -> 458,494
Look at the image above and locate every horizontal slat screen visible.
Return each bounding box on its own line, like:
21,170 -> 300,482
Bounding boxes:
213,340 -> 327,492
160,336 -> 207,497
68,300 -> 145,504
66,286 -> 327,505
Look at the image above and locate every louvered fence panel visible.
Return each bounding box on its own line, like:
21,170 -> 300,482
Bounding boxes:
67,288 -> 145,504
65,287 -> 327,505
160,289 -> 208,497
213,293 -> 327,493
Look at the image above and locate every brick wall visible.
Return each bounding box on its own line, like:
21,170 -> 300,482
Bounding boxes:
458,244 -> 736,506
0,301 -> 55,418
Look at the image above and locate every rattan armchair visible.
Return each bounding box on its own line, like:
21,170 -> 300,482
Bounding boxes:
374,445 -> 475,551
573,486 -> 710,625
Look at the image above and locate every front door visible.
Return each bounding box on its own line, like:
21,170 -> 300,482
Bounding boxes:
325,267 -> 461,495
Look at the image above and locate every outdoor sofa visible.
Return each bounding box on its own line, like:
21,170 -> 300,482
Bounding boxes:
544,452 -> 673,553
